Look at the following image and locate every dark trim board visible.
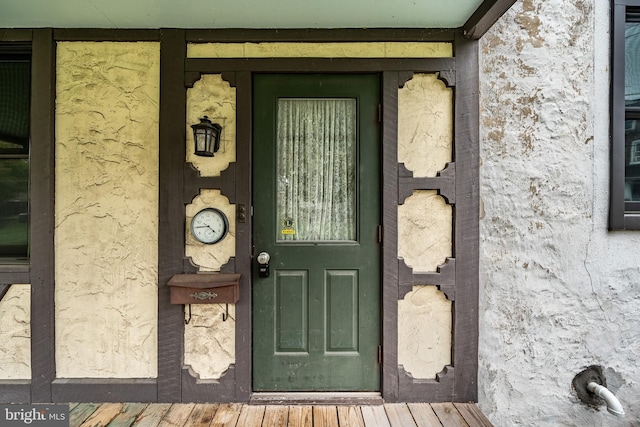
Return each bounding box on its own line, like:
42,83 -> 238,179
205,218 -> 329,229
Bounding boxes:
157,28 -> 187,403
29,28 -> 57,404
0,381 -> 31,404
52,379 -> 157,403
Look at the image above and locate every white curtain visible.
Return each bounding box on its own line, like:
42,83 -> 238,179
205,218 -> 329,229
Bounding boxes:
276,98 -> 357,241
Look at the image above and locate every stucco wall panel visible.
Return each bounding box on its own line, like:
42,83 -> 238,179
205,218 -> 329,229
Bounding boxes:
186,74 -> 236,177
479,0 -> 640,424
187,42 -> 453,58
55,42 -> 159,378
398,191 -> 452,272
398,74 -> 452,177
398,286 -> 451,379
0,285 -> 30,379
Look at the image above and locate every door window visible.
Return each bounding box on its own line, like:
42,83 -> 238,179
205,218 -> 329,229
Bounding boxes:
276,98 -> 357,242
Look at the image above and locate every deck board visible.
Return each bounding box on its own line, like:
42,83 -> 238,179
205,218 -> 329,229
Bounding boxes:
431,403 -> 469,427
211,403 -> 243,427
107,403 -> 149,427
407,403 -> 444,427
384,403 -> 417,427
158,403 -> 196,427
337,406 -> 365,427
237,404 -> 266,427
79,403 -> 124,427
69,403 -> 100,426
361,405 -> 391,427
288,405 -> 313,427
186,403 -> 219,427
67,402 -> 492,427
133,403 -> 173,427
453,403 -> 493,427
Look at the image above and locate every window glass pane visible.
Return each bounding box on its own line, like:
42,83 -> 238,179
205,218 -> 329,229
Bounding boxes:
276,98 -> 357,242
0,61 -> 30,155
0,158 -> 28,258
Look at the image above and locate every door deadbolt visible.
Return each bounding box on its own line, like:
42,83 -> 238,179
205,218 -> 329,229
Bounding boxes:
257,252 -> 270,278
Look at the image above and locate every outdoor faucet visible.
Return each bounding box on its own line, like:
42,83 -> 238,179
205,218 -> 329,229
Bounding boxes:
587,382 -> 625,417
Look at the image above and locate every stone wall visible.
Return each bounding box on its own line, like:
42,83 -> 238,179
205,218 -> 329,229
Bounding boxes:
479,0 -> 640,424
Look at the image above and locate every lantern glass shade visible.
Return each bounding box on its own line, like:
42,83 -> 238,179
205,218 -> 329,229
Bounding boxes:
191,116 -> 222,157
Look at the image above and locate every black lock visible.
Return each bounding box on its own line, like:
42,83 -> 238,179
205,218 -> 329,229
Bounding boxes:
257,252 -> 270,278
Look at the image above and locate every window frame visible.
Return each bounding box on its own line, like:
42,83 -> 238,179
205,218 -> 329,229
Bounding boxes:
610,0 -> 640,228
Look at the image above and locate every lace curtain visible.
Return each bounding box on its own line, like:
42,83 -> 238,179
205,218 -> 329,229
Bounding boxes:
276,98 -> 357,241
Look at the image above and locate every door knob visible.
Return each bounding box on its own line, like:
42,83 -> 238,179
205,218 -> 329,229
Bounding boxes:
257,252 -> 270,278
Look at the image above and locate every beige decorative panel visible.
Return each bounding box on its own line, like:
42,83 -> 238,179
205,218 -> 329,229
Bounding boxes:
0,285 -> 30,379
187,42 -> 453,58
398,73 -> 453,177
185,189 -> 235,272
186,75 -> 236,177
398,190 -> 452,272
55,42 -> 159,378
398,286 -> 452,379
184,304 -> 236,380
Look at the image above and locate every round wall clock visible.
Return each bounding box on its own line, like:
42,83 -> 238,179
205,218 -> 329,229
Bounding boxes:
190,208 -> 229,244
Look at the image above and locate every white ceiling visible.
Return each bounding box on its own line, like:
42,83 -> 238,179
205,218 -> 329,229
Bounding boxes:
0,0 -> 485,29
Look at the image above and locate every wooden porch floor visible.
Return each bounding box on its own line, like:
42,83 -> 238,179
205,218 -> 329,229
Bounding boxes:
69,402 -> 493,427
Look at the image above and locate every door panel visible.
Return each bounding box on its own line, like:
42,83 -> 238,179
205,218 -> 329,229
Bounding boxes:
253,74 -> 381,391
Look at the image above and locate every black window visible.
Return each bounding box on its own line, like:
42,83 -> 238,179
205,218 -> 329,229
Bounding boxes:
0,44 -> 30,260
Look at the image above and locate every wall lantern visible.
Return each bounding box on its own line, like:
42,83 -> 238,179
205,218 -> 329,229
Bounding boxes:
191,116 -> 222,157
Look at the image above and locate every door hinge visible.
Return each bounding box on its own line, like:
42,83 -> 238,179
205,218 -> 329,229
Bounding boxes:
377,225 -> 383,244
378,345 -> 383,364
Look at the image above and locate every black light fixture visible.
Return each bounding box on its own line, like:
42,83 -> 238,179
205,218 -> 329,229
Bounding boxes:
191,116 -> 222,157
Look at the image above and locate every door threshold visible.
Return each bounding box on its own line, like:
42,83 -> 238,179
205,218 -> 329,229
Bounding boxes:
250,392 -> 384,406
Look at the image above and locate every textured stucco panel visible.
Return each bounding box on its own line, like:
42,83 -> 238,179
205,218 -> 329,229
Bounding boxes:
398,190 -> 452,272
183,303 -> 235,380
55,42 -> 159,378
479,0 -> 640,425
398,286 -> 451,379
0,285 -> 30,379
187,42 -> 453,58
398,74 -> 453,177
186,74 -> 236,177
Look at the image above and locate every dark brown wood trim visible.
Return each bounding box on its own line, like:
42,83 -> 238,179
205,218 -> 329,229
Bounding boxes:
186,57 -> 455,74
381,71 -> 400,403
181,366 -> 237,403
233,71 -> 253,402
52,29 -> 159,41
157,28 -> 187,403
52,379 -> 157,402
463,0 -> 518,40
0,381 -> 31,403
0,29 -> 33,42
398,162 -> 456,205
183,162 -> 237,204
0,270 -> 29,286
0,284 -> 10,302
186,28 -> 456,43
29,28 -> 56,404
452,31 -> 479,402
398,366 -> 455,401
398,258 -> 456,301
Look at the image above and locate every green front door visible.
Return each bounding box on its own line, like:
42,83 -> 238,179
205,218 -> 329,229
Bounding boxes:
252,74 -> 381,391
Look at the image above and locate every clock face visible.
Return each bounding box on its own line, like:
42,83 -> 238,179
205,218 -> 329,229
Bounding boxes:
191,208 -> 229,244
